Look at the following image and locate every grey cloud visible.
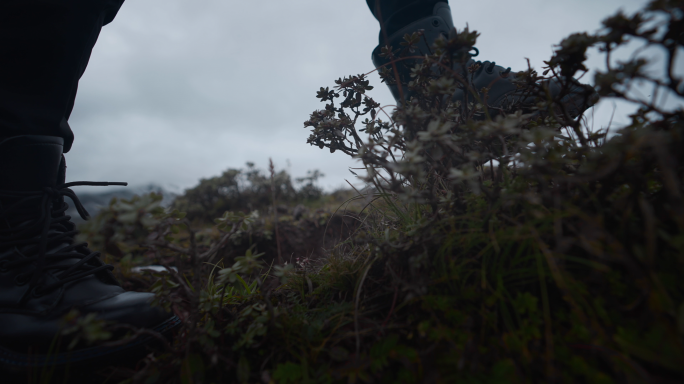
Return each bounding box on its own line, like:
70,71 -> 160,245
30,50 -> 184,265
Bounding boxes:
67,0 -> 652,195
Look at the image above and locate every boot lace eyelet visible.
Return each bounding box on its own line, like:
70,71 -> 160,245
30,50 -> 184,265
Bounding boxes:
32,288 -> 45,298
0,260 -> 8,273
485,62 -> 496,75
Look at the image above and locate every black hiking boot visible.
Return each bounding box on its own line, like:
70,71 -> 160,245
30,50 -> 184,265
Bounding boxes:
372,2 -> 599,118
0,135 -> 180,370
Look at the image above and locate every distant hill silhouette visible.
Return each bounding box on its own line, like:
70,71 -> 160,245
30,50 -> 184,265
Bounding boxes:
68,184 -> 179,224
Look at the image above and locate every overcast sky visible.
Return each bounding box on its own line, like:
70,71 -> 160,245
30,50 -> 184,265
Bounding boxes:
67,0 -> 652,195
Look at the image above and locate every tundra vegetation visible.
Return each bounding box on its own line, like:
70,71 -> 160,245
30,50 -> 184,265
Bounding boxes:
45,1 -> 684,383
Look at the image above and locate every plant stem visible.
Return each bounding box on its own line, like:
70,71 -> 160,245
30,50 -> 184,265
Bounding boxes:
270,158 -> 283,265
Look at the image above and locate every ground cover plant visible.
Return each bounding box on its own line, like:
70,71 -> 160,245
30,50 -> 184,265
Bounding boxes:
34,1 -> 684,382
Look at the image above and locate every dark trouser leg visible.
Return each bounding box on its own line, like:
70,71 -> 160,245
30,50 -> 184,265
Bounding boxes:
365,0 -> 448,41
0,0 -> 125,153
0,2 -> 182,368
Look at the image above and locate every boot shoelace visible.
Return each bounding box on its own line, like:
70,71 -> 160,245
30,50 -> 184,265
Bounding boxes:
0,181 -> 126,304
473,60 -> 512,76
465,48 -> 512,76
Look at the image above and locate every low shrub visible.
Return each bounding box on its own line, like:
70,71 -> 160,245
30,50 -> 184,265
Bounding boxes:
62,1 -> 684,383
171,162 -> 325,223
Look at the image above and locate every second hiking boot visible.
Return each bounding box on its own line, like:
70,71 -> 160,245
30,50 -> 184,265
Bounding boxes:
371,2 -> 599,118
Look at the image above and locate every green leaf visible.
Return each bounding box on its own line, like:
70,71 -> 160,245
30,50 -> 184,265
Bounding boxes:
237,355 -> 250,383
272,362 -> 303,384
235,274 -> 251,294
180,353 -> 205,384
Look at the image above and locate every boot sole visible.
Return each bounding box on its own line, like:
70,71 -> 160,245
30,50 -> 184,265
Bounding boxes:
0,314 -> 181,369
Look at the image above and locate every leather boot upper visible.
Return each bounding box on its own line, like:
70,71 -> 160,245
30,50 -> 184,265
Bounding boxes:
0,135 -> 172,355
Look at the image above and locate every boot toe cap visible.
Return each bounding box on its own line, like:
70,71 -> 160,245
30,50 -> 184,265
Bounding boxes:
83,291 -> 172,329
0,291 -> 175,357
